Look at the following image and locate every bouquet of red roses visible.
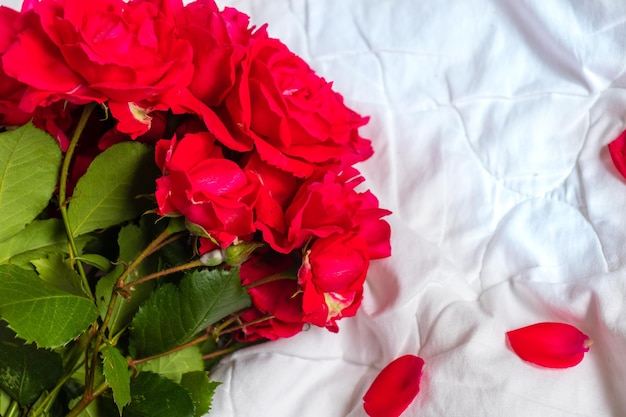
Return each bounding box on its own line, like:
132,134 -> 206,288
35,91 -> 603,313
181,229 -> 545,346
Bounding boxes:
0,0 -> 391,416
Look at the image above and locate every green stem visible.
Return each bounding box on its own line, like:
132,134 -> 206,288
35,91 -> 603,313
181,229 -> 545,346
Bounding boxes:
28,358 -> 86,417
213,314 -> 275,337
202,346 -> 238,360
5,398 -> 21,417
58,103 -> 97,301
99,227 -> 181,340
127,259 -> 203,288
129,333 -> 211,366
65,382 -> 109,417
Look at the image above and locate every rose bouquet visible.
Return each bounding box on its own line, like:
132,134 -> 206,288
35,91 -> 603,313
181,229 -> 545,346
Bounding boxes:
0,0 -> 391,416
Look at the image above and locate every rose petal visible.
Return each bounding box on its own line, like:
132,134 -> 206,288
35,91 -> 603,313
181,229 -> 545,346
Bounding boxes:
608,130 -> 626,179
506,322 -> 592,368
363,355 -> 424,417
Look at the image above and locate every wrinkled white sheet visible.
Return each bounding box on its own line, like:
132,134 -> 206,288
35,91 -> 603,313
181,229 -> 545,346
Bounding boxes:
208,1 -> 626,416
3,0 -> 625,415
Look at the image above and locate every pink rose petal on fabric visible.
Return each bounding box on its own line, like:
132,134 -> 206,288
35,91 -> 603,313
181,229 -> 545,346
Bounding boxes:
608,129 -> 626,179
363,355 -> 424,417
506,322 -> 592,368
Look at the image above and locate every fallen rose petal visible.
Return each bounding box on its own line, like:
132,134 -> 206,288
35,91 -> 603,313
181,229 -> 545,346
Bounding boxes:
506,322 -> 592,368
363,355 -> 424,417
608,130 -> 626,179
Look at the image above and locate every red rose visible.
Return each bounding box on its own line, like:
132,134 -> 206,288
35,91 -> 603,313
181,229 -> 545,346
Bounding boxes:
257,168 -> 391,256
211,34 -> 373,177
244,152 -> 299,240
168,0 -> 255,107
155,131 -> 259,247
0,6 -> 31,126
2,0 -> 193,137
235,307 -> 303,342
237,252 -> 304,341
298,233 -> 370,331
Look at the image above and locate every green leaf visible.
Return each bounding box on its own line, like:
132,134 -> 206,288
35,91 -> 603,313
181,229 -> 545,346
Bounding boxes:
118,218 -> 159,279
95,221 -> 158,337
0,218 -> 93,268
0,323 -> 63,405
179,372 -> 219,417
0,123 -> 62,243
101,345 -> 131,415
124,372 -> 195,417
129,269 -> 250,358
0,388 -> 11,415
67,142 -> 159,237
76,254 -> 112,272
31,253 -> 85,296
67,397 -> 104,417
137,346 -> 203,383
0,219 -> 66,265
0,265 -> 99,348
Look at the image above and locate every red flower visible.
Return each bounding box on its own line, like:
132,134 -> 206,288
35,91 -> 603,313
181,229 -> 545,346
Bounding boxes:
237,252 -> 304,341
168,0 -> 255,107
297,233 -> 369,331
2,0 -> 193,137
257,169 -> 391,256
0,6 -> 31,126
363,355 -> 424,417
155,131 -> 258,246
506,322 -> 592,368
608,129 -> 626,179
213,34 -> 373,177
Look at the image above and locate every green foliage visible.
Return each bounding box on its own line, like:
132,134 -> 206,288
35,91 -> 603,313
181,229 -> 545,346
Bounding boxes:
101,345 -> 131,415
0,389 -> 11,415
0,324 -> 63,405
67,142 -> 159,237
0,123 -> 62,243
0,122 -> 254,416
129,269 -> 251,358
179,372 -> 220,417
136,346 -> 204,383
31,253 -> 86,297
0,219 -> 68,265
95,221 -> 159,337
124,372 -> 195,417
0,265 -> 98,348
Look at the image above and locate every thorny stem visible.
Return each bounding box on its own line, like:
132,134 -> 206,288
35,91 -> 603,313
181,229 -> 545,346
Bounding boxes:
129,333 -> 211,367
127,259 -> 203,288
29,356 -> 86,417
99,227 -> 182,340
64,381 -> 109,417
215,314 -> 275,337
58,103 -> 97,300
210,315 -> 239,337
84,227 -> 184,398
202,347 -> 238,360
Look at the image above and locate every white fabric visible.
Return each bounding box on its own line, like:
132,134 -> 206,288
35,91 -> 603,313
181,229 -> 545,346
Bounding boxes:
3,0 -> 625,415
208,1 -> 626,416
